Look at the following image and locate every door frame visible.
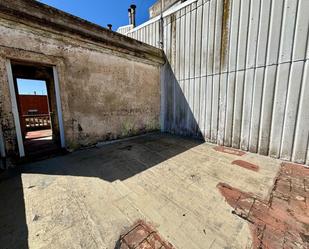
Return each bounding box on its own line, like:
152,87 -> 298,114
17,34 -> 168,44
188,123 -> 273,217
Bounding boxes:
5,59 -> 65,157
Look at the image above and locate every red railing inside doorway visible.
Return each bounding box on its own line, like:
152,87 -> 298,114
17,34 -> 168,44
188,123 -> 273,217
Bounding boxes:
20,114 -> 51,132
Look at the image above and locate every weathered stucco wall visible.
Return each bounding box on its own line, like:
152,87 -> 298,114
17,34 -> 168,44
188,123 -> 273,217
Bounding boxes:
0,0 -> 163,157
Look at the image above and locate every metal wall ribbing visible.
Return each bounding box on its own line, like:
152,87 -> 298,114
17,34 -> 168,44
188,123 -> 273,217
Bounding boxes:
126,0 -> 309,165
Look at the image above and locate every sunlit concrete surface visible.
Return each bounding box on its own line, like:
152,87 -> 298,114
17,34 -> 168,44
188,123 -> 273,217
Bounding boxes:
0,133 -> 285,249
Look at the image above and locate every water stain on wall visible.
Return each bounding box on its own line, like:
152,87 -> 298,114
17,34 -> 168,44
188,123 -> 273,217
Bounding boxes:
221,0 -> 230,69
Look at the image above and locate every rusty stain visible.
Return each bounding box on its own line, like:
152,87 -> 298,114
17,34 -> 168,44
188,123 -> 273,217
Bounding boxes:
220,0 -> 230,68
171,13 -> 177,67
231,160 -> 259,172
214,146 -> 246,156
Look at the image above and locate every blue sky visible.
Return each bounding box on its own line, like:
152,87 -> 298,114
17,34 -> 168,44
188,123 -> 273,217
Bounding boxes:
17,79 -> 47,95
38,0 -> 157,30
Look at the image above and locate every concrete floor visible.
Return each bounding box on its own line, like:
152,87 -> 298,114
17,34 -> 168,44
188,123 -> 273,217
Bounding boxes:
25,129 -> 53,140
0,133 -> 286,248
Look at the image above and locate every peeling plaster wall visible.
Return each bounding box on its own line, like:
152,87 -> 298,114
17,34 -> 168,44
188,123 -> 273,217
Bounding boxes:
0,15 -> 161,155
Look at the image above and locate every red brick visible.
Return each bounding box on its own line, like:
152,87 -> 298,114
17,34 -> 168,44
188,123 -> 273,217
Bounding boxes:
288,198 -> 309,224
147,233 -> 162,249
291,178 -> 306,196
283,230 -> 306,249
248,224 -> 264,248
290,190 -> 307,201
260,226 -> 285,249
235,197 -> 255,217
254,206 -> 287,232
217,162 -> 309,249
275,179 -> 291,197
272,191 -> 290,202
139,221 -> 155,234
123,225 -> 150,248
213,146 -> 246,156
217,183 -> 243,208
137,240 -> 153,249
160,241 -> 175,249
119,221 -> 174,249
270,197 -> 294,223
304,178 -> 309,192
231,160 -> 259,172
283,240 -> 303,249
290,189 -> 307,201
281,162 -> 309,178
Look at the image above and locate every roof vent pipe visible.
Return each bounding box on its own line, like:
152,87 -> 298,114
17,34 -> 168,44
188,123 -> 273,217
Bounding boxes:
128,8 -> 132,26
130,4 -> 136,28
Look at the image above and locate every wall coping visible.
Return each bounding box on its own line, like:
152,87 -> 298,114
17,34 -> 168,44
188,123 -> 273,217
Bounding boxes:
0,0 -> 165,65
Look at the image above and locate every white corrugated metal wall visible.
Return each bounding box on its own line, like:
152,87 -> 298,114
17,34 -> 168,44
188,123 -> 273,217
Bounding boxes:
126,0 -> 309,165
127,16 -> 161,47
117,24 -> 134,35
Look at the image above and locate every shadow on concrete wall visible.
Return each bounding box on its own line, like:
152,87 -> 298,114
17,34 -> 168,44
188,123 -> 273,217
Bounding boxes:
161,61 -> 205,140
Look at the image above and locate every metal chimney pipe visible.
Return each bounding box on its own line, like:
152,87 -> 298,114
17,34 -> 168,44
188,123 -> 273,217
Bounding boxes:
130,4 -> 136,27
128,8 -> 132,25
107,24 -> 112,30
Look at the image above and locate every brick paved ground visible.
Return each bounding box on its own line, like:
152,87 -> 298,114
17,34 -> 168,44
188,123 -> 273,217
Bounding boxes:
117,220 -> 174,249
218,162 -> 309,248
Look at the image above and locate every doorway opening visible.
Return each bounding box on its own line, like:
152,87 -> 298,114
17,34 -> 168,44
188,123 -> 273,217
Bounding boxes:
17,78 -> 55,155
10,61 -> 64,158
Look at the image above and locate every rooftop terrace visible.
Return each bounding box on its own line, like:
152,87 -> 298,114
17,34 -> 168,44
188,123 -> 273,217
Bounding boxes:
1,133 -> 308,248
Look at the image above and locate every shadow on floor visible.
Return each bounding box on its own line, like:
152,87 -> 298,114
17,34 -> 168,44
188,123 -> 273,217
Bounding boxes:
19,58 -> 205,182
23,130 -> 60,159
24,137 -> 59,158
0,169 -> 28,249
22,133 -> 203,182
0,132 -> 203,249
0,60 -> 204,249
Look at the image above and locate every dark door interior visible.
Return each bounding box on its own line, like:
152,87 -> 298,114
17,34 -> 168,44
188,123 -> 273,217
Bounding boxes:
11,61 -> 61,158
